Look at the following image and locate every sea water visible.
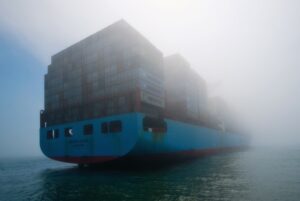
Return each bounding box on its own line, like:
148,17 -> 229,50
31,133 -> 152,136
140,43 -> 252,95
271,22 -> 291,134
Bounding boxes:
0,147 -> 299,201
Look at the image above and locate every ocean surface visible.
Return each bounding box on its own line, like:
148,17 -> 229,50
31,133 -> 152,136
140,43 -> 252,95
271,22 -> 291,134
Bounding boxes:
0,147 -> 300,201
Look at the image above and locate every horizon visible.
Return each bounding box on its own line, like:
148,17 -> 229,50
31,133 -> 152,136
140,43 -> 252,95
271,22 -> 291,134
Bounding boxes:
1,0 -> 300,158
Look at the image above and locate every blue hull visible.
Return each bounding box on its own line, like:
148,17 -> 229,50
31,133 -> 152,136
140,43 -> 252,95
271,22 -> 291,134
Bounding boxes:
40,113 -> 249,164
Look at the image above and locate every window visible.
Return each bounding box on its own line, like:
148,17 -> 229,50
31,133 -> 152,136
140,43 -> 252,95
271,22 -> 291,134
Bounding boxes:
109,121 -> 122,133
84,124 -> 93,135
54,129 -> 59,138
64,128 -> 73,137
143,116 -> 167,132
47,129 -> 59,139
47,130 -> 53,139
101,122 -> 108,134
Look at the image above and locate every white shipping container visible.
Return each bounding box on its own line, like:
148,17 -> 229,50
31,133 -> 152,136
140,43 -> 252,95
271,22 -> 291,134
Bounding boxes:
140,91 -> 164,108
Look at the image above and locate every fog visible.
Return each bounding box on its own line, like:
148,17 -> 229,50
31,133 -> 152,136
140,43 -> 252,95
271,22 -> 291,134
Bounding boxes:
1,0 -> 300,157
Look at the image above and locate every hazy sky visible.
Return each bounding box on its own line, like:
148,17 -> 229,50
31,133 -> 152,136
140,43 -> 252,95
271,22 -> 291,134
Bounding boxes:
1,0 -> 300,157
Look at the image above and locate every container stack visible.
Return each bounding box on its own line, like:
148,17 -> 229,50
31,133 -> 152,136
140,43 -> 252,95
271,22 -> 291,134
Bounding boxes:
164,54 -> 208,124
44,20 -> 165,126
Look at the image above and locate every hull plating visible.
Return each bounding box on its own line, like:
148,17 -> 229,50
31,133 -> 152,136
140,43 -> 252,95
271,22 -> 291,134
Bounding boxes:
40,113 -> 249,164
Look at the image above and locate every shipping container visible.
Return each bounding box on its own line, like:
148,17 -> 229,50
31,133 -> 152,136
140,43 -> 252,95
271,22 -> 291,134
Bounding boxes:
44,20 -> 165,126
164,54 -> 208,125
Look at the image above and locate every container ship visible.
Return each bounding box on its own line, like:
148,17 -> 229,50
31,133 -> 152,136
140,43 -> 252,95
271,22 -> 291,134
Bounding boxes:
40,20 -> 249,165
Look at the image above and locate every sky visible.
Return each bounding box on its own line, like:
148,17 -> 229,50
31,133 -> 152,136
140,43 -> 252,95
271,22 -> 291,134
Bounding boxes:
1,0 -> 300,157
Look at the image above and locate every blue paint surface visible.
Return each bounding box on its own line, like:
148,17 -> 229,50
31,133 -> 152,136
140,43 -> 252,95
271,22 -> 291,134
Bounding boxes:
40,113 -> 249,161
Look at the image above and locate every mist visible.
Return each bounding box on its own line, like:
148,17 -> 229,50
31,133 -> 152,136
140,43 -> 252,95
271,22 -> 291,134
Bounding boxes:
1,0 -> 300,157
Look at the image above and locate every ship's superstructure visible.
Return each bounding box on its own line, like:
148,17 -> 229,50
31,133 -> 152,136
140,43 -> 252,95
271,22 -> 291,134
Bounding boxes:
40,20 -> 248,164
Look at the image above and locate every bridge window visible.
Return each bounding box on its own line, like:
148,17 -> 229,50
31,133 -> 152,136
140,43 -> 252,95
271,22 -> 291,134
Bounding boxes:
84,124 -> 93,135
101,122 -> 108,134
143,116 -> 167,132
109,121 -> 122,133
64,128 -> 73,137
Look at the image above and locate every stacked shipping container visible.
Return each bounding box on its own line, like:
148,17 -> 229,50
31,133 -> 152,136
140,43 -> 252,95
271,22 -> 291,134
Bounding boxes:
42,20 -> 232,132
44,20 -> 165,126
164,54 -> 209,125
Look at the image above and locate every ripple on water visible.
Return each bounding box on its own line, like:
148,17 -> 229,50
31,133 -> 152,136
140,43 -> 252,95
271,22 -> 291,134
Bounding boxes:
0,148 -> 300,201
